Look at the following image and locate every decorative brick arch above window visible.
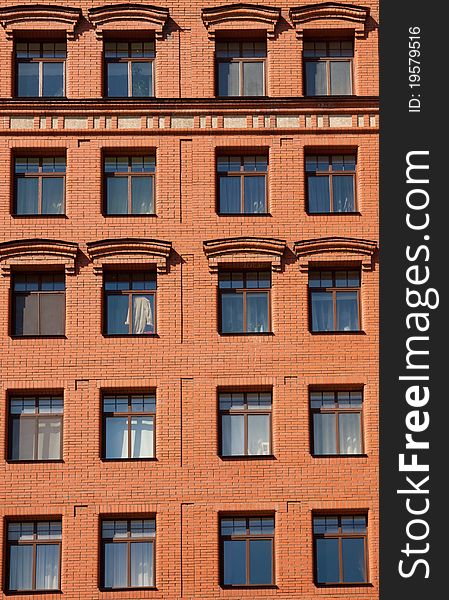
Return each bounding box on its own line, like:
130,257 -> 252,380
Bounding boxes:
203,237 -> 286,272
293,237 -> 377,272
88,4 -> 170,39
201,3 -> 281,39
0,239 -> 78,276
289,2 -> 370,39
0,4 -> 82,40
86,238 -> 172,274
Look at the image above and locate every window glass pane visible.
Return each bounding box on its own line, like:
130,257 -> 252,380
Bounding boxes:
311,291 -> 334,332
106,417 -> 128,458
130,542 -> 153,587
104,543 -> 127,588
131,61 -> 152,97
223,540 -> 246,585
17,62 -> 39,97
316,538 -> 339,583
336,291 -> 359,331
249,540 -> 272,584
219,176 -> 241,213
335,271 -> 348,288
107,62 -> 128,97
330,61 -> 352,95
333,175 -> 354,211
244,175 -> 266,213
106,295 -> 129,334
42,177 -> 64,214
35,544 -> 59,590
14,293 -> 39,336
248,414 -> 270,455
42,63 -> 64,97
221,293 -> 244,333
313,413 -> 336,454
106,177 -> 128,214
131,417 -> 154,458
131,176 -> 153,214
37,417 -> 61,460
306,61 -> 327,95
218,61 -> 239,96
9,545 -> 33,590
11,416 -> 35,459
222,415 -> 244,455
348,271 -> 360,287
246,292 -> 269,333
339,413 -> 362,454
342,538 -> 366,582
16,177 -> 39,214
243,61 -> 264,96
40,293 -> 64,335
308,176 -> 330,213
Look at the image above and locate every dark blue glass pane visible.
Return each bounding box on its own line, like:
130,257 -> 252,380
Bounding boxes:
219,176 -> 241,213
311,292 -> 334,332
218,62 -> 239,96
131,61 -> 152,97
333,176 -> 355,211
336,291 -> 359,331
342,538 -> 366,582
316,538 -> 339,583
9,545 -> 33,590
246,292 -> 269,333
16,178 -> 38,214
223,540 -> 246,585
308,176 -> 330,213
131,177 -> 153,214
17,63 -> 39,96
106,177 -> 128,214
42,178 -> 64,214
221,293 -> 243,333
42,63 -> 64,96
106,295 -> 129,334
249,540 -> 272,584
306,61 -> 327,96
244,176 -> 266,213
107,62 -> 128,97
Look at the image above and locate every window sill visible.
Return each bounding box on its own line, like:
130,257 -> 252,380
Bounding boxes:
101,457 -> 157,463
315,582 -> 373,588
12,214 -> 68,219
4,590 -> 62,595
310,330 -> 366,336
221,584 -> 277,589
306,211 -> 361,217
220,332 -> 274,337
102,213 -> 157,218
7,459 -> 64,464
220,455 -> 276,461
103,333 -> 159,338
311,453 -> 368,459
217,213 -> 272,217
10,335 -> 67,340
99,587 -> 157,592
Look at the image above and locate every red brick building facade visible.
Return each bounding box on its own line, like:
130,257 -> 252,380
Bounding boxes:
0,1 -> 379,598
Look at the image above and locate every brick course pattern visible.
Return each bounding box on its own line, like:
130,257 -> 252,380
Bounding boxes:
0,1 -> 379,598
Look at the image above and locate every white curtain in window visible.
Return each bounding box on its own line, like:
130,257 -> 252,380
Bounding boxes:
339,413 -> 361,454
130,542 -> 152,587
38,418 -> 61,460
314,413 -> 336,454
104,543 -> 127,588
17,417 -> 36,460
125,296 -> 153,334
131,417 -> 154,458
35,544 -> 59,590
9,545 -> 33,590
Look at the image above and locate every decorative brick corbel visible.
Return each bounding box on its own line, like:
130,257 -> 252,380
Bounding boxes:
201,3 -> 281,39
88,4 -> 170,40
0,5 -> 82,40
293,237 -> 378,272
289,2 -> 370,39
86,238 -> 172,275
0,239 -> 78,276
203,237 -> 286,273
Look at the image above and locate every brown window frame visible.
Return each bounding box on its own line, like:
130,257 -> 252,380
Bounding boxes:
219,391 -> 273,457
303,40 -> 354,97
216,41 -> 267,97
14,157 -> 66,216
313,514 -> 369,585
310,390 -> 364,456
101,518 -> 156,590
15,42 -> 66,98
104,41 -> 155,98
103,156 -> 156,216
306,154 -> 357,213
217,155 -> 268,214
6,520 -> 62,592
8,394 -> 64,462
102,392 -> 156,460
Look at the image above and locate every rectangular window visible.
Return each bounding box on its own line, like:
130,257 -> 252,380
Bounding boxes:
219,392 -> 272,457
7,521 -> 62,591
103,393 -> 156,459
105,41 -> 154,97
12,273 -> 65,336
104,271 -> 156,335
310,390 -> 363,455
309,270 -> 360,332
102,519 -> 155,589
104,156 -> 155,215
216,41 -> 266,97
221,516 -> 274,586
313,515 -> 368,584
14,157 -> 66,215
217,155 -> 267,214
219,270 -> 271,334
16,42 -> 66,97
304,40 -> 353,96
306,155 -> 356,213
9,395 -> 63,461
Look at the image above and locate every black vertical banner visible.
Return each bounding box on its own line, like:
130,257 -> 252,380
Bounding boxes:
380,1 -> 447,598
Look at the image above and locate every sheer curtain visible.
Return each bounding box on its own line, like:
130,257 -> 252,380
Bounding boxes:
9,545 -> 33,590
306,62 -> 327,95
247,415 -> 270,455
313,413 -> 336,454
243,61 -> 264,96
222,415 -> 244,455
218,62 -> 239,96
15,417 -> 35,460
221,294 -> 243,333
104,543 -> 127,588
131,417 -> 154,458
219,176 -> 240,213
17,178 -> 38,214
244,176 -> 266,213
336,292 -> 359,331
246,293 -> 269,332
130,542 -> 153,587
333,175 -> 355,211
311,292 -> 334,331
339,413 -> 361,454
131,176 -> 153,214
38,418 -> 61,460
308,176 -> 330,212
35,544 -> 59,589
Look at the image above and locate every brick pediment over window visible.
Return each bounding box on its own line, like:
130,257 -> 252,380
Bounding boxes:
293,236 -> 377,272
0,4 -> 82,39
203,236 -> 286,272
86,238 -> 172,274
0,239 -> 78,276
289,2 -> 370,39
201,3 -> 281,39
88,4 -> 170,39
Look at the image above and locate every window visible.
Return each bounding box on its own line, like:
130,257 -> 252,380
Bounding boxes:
7,521 -> 61,591
219,392 -> 271,457
104,271 -> 156,335
313,515 -> 368,584
102,519 -> 155,589
16,42 -> 65,97
221,516 -> 274,586
103,393 -> 155,459
104,156 -> 155,215
309,270 -> 360,332
8,395 -> 63,461
310,390 -> 363,455
216,41 -> 266,96
105,41 -> 154,97
306,155 -> 356,213
219,270 -> 271,334
14,157 -> 65,215
217,155 -> 267,214
12,273 -> 65,336
304,40 -> 353,96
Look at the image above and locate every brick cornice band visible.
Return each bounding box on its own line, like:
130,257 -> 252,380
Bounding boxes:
0,238 -> 79,275
88,3 -> 170,39
293,236 -> 377,271
201,3 -> 281,38
289,2 -> 370,38
0,4 -> 82,39
203,236 -> 287,272
86,238 -> 172,273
